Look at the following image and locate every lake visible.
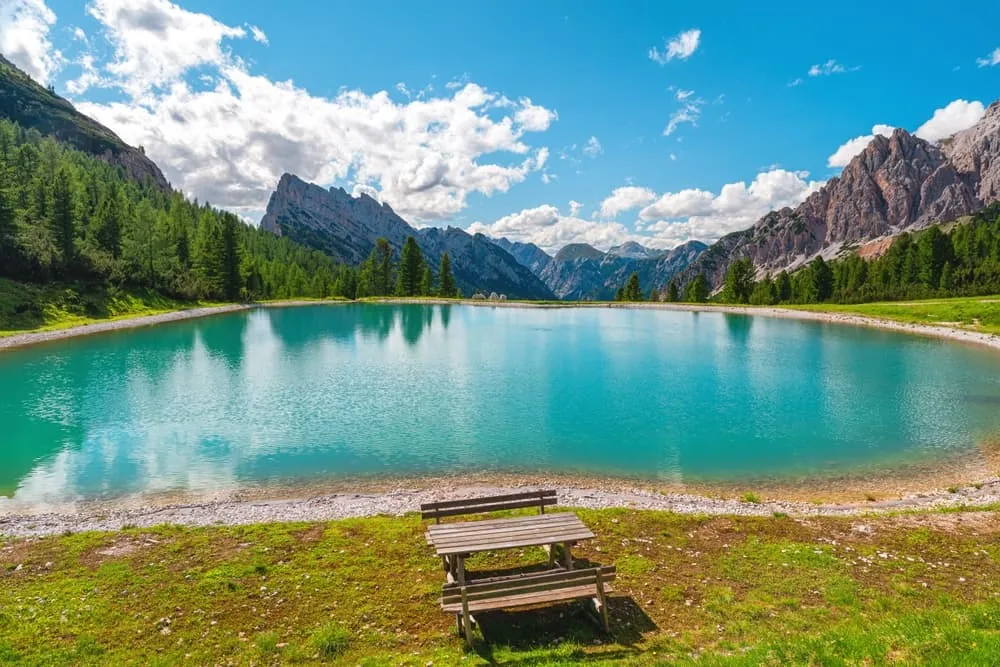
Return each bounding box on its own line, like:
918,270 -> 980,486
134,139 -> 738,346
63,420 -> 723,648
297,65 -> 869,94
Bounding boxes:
3,303 -> 1000,506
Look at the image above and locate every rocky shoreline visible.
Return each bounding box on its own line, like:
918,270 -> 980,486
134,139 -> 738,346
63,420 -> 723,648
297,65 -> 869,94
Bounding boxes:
2,477 -> 999,538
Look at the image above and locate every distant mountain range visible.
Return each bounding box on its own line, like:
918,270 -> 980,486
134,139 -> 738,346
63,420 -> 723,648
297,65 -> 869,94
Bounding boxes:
260,174 -> 555,299
677,101 -> 1000,291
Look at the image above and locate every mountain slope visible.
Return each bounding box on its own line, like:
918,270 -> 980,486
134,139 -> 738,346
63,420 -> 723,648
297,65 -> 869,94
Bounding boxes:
539,240 -> 707,300
260,174 -> 555,299
679,107 -> 1000,289
490,238 -> 552,276
0,53 -> 169,191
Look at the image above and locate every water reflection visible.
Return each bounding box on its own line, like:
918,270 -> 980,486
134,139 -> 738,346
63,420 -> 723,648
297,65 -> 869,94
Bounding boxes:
3,304 -> 1000,508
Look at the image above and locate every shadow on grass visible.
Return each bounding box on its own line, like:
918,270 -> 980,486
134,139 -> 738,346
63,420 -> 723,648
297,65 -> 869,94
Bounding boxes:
470,596 -> 656,665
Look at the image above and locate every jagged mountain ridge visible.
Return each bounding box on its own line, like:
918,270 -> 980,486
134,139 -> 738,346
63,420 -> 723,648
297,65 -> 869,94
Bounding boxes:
0,53 -> 169,191
679,101 -> 1000,289
538,240 -> 708,300
490,238 -> 552,276
260,174 -> 555,299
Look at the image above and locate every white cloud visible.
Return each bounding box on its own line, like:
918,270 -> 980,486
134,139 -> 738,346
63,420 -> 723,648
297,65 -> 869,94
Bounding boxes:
65,53 -> 104,95
664,95 -> 704,136
649,28 -> 701,65
513,98 -> 558,132
582,135 -> 602,157
675,88 -> 694,101
787,77 -> 803,87
977,48 -> 1000,67
637,169 -> 825,246
826,124 -> 895,167
0,0 -> 62,84
568,200 -> 583,217
468,204 -> 646,254
59,0 -> 556,221
914,99 -> 985,142
808,59 -> 857,77
247,24 -> 267,45
598,186 -> 656,219
86,0 -> 248,97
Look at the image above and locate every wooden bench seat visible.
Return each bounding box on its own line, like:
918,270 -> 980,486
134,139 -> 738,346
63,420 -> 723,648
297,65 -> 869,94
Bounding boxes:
421,489 -> 557,523
440,565 -> 616,645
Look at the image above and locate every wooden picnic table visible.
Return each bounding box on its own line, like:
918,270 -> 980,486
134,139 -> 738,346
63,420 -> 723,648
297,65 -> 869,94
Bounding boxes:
425,512 -> 595,585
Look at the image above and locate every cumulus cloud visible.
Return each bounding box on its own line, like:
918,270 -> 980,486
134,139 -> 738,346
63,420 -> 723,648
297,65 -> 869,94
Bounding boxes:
826,99 -> 987,169
826,124 -> 895,167
977,48 -> 1000,67
648,28 -> 701,65
0,0 -> 62,84
598,186 -> 656,219
914,99 -> 986,142
568,200 -> 583,217
636,169 -> 825,246
86,0 -> 248,97
50,0 -> 557,221
468,204 -> 646,254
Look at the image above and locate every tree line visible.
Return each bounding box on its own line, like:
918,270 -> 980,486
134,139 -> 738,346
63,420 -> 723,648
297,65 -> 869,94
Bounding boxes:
0,119 -> 465,304
616,204 -> 1000,305
353,235 -> 459,299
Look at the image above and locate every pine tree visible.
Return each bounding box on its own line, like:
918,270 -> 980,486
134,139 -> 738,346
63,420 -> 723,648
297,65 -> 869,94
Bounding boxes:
722,258 -> 755,303
810,256 -> 834,302
0,175 -> 17,270
684,274 -> 709,302
666,280 -> 679,302
373,238 -> 393,295
623,271 -> 642,301
775,271 -> 792,303
420,265 -> 434,296
50,166 -> 75,272
439,252 -> 456,298
395,235 -> 424,296
220,214 -> 243,301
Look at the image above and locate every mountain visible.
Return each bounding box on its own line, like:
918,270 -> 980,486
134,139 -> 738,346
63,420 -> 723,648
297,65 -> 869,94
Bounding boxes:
260,174 -> 555,299
539,240 -> 707,300
606,241 -> 667,260
680,102 -> 1000,290
0,53 -> 169,191
490,238 -> 552,275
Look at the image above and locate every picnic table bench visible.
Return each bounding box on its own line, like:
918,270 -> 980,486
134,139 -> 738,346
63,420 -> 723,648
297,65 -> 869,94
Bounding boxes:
422,491 -> 594,584
441,565 -> 616,645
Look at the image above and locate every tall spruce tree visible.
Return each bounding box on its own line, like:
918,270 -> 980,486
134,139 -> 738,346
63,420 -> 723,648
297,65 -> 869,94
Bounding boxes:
684,274 -> 709,302
439,252 -> 456,298
420,265 -> 434,296
395,235 -> 424,296
50,166 -> 75,272
666,279 -> 679,302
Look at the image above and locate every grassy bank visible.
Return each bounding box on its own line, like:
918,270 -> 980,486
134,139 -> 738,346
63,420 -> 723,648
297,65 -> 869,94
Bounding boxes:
786,295 -> 1000,336
0,279 -> 217,337
2,508 -> 999,664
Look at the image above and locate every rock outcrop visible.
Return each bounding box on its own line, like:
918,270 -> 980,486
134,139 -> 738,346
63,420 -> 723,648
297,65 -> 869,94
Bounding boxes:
0,53 -> 169,191
260,174 -> 555,299
490,238 -> 553,276
679,110 -> 1000,289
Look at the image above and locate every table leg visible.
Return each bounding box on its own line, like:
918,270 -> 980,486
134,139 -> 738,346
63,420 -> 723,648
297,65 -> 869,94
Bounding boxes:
457,555 -> 466,585
563,542 -> 573,570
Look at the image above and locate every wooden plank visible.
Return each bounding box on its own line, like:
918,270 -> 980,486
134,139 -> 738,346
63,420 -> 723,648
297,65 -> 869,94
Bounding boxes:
441,567 -> 616,600
421,490 -> 556,511
427,512 -> 580,534
442,584 -> 615,613
433,530 -> 595,555
428,518 -> 587,544
424,498 -> 557,519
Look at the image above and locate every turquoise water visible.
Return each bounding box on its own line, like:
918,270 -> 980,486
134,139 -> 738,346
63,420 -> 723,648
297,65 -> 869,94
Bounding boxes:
3,304 -> 1000,506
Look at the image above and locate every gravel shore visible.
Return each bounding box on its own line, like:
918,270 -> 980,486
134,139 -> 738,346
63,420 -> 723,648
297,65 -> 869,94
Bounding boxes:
2,478 -> 998,538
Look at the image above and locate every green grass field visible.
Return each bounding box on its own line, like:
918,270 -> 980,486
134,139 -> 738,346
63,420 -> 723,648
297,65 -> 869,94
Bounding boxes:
0,279 -> 219,337
786,295 -> 1000,336
2,508 -> 999,665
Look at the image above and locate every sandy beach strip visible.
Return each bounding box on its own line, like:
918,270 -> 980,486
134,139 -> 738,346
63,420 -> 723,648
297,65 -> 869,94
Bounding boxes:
1,477 -> 998,538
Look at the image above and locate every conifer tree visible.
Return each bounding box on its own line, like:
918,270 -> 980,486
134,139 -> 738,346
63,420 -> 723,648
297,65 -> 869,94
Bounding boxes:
439,251 -> 456,298
420,265 -> 434,296
395,235 -> 424,296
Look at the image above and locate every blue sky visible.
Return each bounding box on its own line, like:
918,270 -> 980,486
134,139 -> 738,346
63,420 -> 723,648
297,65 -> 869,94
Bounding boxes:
2,0 -> 999,252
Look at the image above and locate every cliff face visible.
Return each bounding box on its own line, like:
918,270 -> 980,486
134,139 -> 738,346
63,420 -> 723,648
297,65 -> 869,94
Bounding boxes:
260,174 -> 555,299
0,54 -> 169,191
538,240 -> 707,300
680,110 -> 1000,289
490,238 -> 552,276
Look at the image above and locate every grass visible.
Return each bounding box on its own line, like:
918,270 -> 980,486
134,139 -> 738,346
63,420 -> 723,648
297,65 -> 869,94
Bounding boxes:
786,295 -> 1000,335
0,279 -> 217,337
2,508 -> 999,665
